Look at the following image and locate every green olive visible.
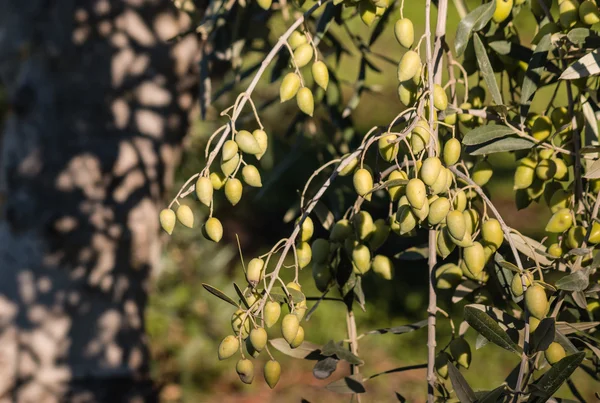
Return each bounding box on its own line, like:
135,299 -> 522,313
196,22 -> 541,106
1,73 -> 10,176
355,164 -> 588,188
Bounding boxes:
176,205 -> 194,228
160,208 -> 176,235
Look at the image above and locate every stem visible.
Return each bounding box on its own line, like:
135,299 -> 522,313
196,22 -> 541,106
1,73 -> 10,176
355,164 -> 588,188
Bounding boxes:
346,309 -> 361,403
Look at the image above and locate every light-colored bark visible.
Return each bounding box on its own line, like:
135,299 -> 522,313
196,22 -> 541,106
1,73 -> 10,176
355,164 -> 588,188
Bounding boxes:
0,1 -> 198,401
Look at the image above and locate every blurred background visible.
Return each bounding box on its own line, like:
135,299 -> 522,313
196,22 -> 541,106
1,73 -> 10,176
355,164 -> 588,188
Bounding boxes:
0,0 -> 596,402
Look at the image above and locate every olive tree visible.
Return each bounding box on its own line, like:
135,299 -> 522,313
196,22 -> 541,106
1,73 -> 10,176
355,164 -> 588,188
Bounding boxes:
163,0 -> 600,400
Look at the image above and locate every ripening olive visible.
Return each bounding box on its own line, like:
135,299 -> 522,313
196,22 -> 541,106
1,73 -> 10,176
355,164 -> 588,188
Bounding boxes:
525,284 -> 549,320
280,73 -> 301,103
435,352 -> 450,378
203,217 -> 223,242
464,242 -> 485,276
312,263 -> 331,292
450,338 -> 472,369
420,157 -> 443,187
406,178 -> 427,209
458,102 -> 473,124
551,107 -> 570,132
536,159 -> 557,181
289,31 -> 307,50
437,227 -> 456,259
247,258 -> 265,286
232,309 -> 250,338
293,43 -> 313,68
493,0 -> 513,23
236,130 -> 262,155
312,61 -> 329,90
469,86 -> 486,109
511,271 -> 533,297
290,325 -> 305,349
264,301 -> 281,328
312,238 -> 330,264
298,216 -> 314,242
218,335 -> 240,360
257,0 -> 272,9
252,129 -> 268,160
339,154 -> 359,176
359,0 -> 379,26
225,178 -> 243,206
463,208 -> 479,235
433,84 -> 448,111
210,172 -> 227,190
352,244 -> 372,274
545,342 -> 566,365
378,134 -> 399,162
553,158 -> 568,181
222,140 -> 239,161
443,138 -> 461,166
514,165 -> 535,190
435,263 -> 463,289
545,208 -> 573,233
176,205 -> 194,228
411,120 -> 430,153
330,219 -> 352,242
580,0 -> 600,24
397,50 -> 422,82
196,176 -> 213,207
372,255 -> 393,280
354,211 -> 375,240
430,167 -> 450,195
282,313 -> 300,344
264,360 -> 281,389
428,197 -> 451,226
242,165 -> 262,187
412,197 -> 430,221
453,190 -> 467,212
297,241 -> 312,269
446,210 -> 467,241
565,225 -> 586,249
559,0 -> 580,28
532,115 -> 552,141
472,160 -> 493,186
160,208 -> 176,235
482,219 -> 503,250
548,243 -> 563,257
397,205 -> 418,235
249,327 -> 268,352
388,170 -> 408,201
394,18 -> 414,48
398,81 -> 419,106
236,359 -> 255,384
548,190 -> 570,213
588,221 -> 600,244
369,219 -> 390,250
354,168 -> 374,197
297,87 -> 314,116
221,153 -> 240,177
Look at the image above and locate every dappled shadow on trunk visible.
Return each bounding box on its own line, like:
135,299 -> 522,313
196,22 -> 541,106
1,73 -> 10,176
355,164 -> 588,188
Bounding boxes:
0,0 -> 200,401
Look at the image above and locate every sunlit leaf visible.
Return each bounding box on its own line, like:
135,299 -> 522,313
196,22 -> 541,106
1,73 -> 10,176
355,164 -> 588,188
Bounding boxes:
468,136 -> 535,155
462,125 -> 515,146
455,1 -> 496,57
473,34 -> 503,105
269,338 -> 323,359
555,268 -> 591,291
364,319 -> 428,336
464,306 -> 521,354
202,283 -> 238,307
561,48 -> 600,80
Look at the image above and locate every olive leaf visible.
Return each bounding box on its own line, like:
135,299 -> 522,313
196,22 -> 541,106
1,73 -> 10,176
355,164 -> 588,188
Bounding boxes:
321,340 -> 364,365
475,385 -> 506,403
584,159 -> 600,179
201,283 -> 239,308
270,286 -> 306,303
462,125 -> 515,146
364,318 -> 428,336
364,363 -> 428,380
530,317 -> 556,354
498,260 -> 521,273
233,283 -> 250,309
448,362 -> 477,403
473,34 -> 503,105
467,136 -> 535,155
455,0 -> 496,57
530,352 -> 585,402
452,280 -> 481,304
560,48 -> 600,80
464,306 -> 521,355
269,338 -> 324,359
521,34 -> 554,116
556,321 -> 599,334
325,374 -> 366,394
567,28 -> 600,48
555,267 -> 591,291
509,233 -> 553,266
313,357 -> 339,379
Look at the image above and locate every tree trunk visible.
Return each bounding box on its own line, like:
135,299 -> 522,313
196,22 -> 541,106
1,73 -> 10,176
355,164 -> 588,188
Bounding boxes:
0,1 -> 198,401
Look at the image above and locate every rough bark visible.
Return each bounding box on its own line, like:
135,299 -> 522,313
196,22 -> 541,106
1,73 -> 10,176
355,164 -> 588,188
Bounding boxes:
0,1 -> 199,401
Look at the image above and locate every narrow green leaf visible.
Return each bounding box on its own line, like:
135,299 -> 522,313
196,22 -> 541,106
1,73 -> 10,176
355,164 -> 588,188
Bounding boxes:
561,48 -> 600,80
468,136 -> 535,155
462,125 -> 515,146
233,283 -> 250,309
555,268 -> 591,291
476,385 -> 506,403
201,283 -> 239,308
455,1 -> 496,57
498,260 -> 521,273
326,374 -> 366,394
530,318 -> 556,354
531,352 -> 585,401
473,34 -> 503,105
365,363 -> 428,380
556,321 -> 600,334
464,306 -> 521,354
521,34 -> 554,113
364,318 -> 428,335
448,362 -> 477,403
321,340 -> 364,365
269,338 -> 323,359
313,357 -> 339,379
509,233 -> 553,266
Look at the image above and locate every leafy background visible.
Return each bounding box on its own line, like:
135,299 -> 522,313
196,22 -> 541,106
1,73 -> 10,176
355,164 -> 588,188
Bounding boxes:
148,0 -> 597,401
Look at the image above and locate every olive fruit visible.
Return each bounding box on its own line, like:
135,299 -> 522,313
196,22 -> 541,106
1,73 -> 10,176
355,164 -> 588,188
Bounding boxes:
398,81 -> 418,106
372,255 -> 393,280
264,301 -> 281,328
588,221 -> 600,244
553,158 -> 568,181
449,338 -> 472,369
532,116 -> 552,141
312,61 -> 329,90
280,73 -> 301,102
352,244 -> 372,274
296,241 -> 312,269
443,138 -> 461,166
435,263 -> 463,289
222,140 -> 239,161
289,31 -> 307,50
446,210 -> 466,241
433,84 -> 448,111
411,120 -> 430,153
580,0 -> 600,24
536,159 -> 557,181
397,205 -> 418,235
378,134 -> 399,162
160,208 -> 176,235
236,359 -> 255,384
493,0 -> 513,23
545,342 -> 566,365
330,219 -> 352,242
463,209 -> 479,235
203,217 -> 223,242
559,0 -> 580,28
353,168 -> 374,197
435,352 -> 450,379
463,242 -> 485,277
359,0 -> 378,26
221,153 -> 240,177
299,216 -> 314,242
247,258 -> 265,286
428,197 -> 451,226
549,190 -> 570,213
420,157 -> 443,187
290,326 -> 305,349
297,87 -> 314,116
565,225 -> 585,249
354,211 -> 374,240
388,170 -> 408,201
545,208 -> 573,233
312,263 -> 331,292
511,271 -> 533,297
430,167 -> 450,195
210,172 -> 227,190
397,50 -> 422,82
339,154 -> 359,176
551,107 -> 570,131
437,227 -> 456,259
471,160 -> 493,186
249,327 -> 267,352
225,178 -> 243,206
293,43 -> 313,68
529,316 -> 541,333
232,309 -> 250,338
264,360 -> 281,389
257,0 -> 272,9
176,205 -> 194,228
548,243 -> 563,257
282,314 -> 300,344
525,284 -> 548,319
242,165 -> 262,187
252,129 -> 268,160
394,18 -> 414,48
312,238 -> 330,264
196,176 -> 213,207
481,219 -> 502,250
453,189 -> 467,212
458,102 -> 473,124
411,198 -> 430,222
444,113 -> 457,125
406,178 -> 427,209
218,335 -> 239,360
369,219 -> 390,250
236,130 -> 262,155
